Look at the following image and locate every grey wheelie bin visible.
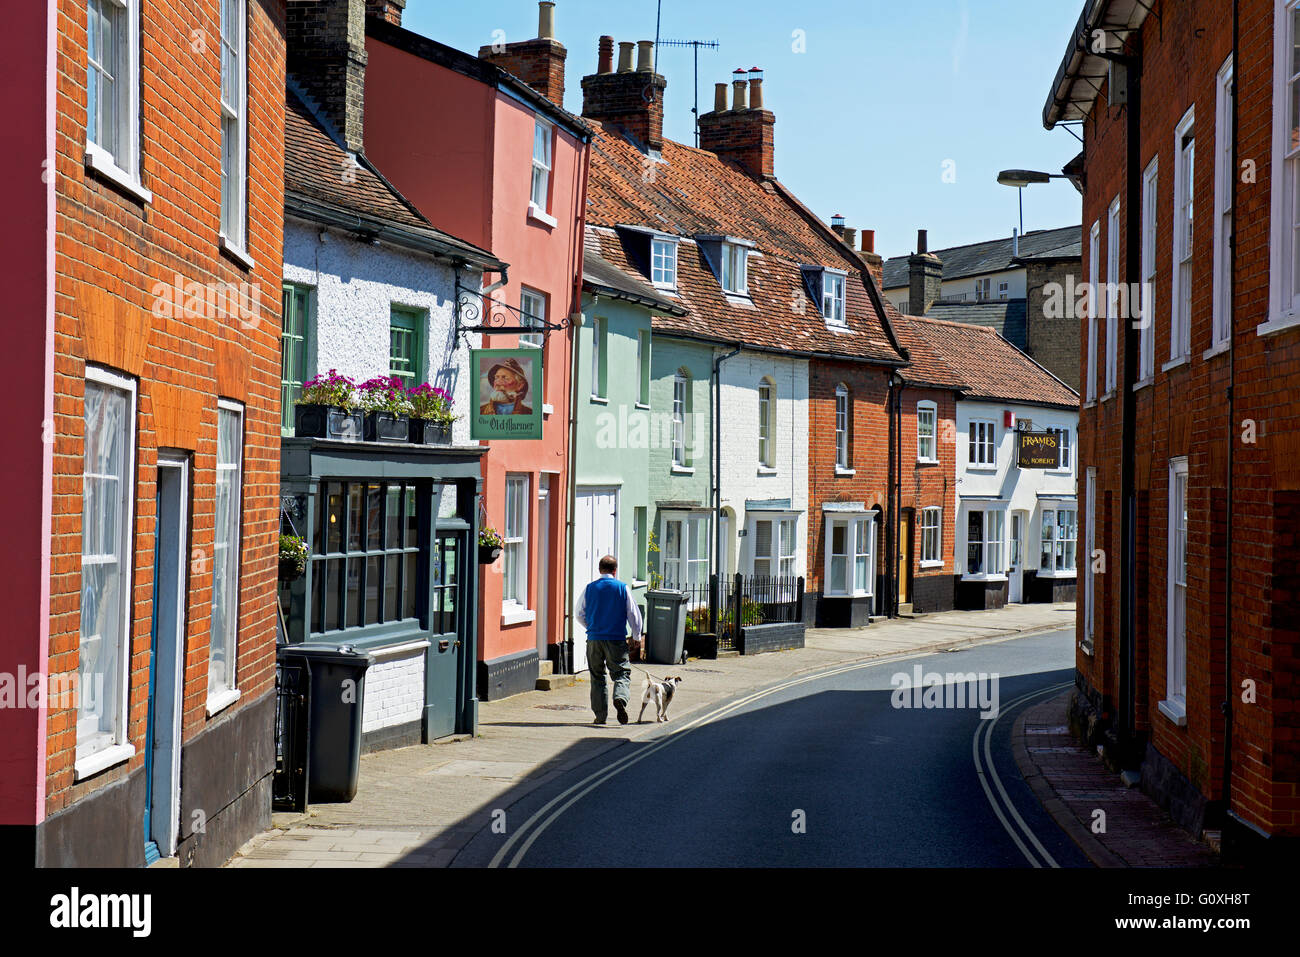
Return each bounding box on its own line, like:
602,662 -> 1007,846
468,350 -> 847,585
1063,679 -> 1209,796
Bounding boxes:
644,589 -> 688,665
278,642 -> 375,803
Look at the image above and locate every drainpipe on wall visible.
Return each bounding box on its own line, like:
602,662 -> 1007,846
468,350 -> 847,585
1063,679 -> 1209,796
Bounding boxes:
888,370 -> 904,618
711,342 -> 742,633
563,293 -> 591,675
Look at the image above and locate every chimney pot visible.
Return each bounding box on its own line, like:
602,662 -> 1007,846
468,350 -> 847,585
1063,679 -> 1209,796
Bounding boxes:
617,41 -> 635,72
597,35 -> 614,73
538,1 -> 555,39
713,82 -> 728,112
843,227 -> 857,249
917,229 -> 928,254
731,76 -> 748,111
636,40 -> 654,72
831,213 -> 846,228
749,75 -> 764,109
862,229 -> 876,254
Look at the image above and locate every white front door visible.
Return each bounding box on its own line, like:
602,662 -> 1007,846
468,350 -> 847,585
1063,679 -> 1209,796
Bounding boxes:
1009,511 -> 1025,602
573,488 -> 619,672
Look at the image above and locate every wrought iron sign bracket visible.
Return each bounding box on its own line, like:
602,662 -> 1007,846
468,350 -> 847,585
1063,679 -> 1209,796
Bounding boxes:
454,279 -> 573,347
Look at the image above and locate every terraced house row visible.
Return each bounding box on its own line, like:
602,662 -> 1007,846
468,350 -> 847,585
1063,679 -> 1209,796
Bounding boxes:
2,0 -> 1082,867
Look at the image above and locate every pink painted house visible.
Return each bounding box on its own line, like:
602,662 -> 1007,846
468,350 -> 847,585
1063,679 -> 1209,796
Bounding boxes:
364,3 -> 591,698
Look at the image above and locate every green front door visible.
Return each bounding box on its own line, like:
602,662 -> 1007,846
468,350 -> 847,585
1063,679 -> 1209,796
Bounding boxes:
425,530 -> 464,740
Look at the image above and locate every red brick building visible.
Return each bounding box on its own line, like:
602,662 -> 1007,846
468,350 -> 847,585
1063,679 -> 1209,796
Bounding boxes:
1044,0 -> 1300,858
2,0 -> 285,866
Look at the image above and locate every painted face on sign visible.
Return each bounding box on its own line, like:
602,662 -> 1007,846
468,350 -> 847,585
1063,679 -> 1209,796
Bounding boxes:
492,368 -> 526,394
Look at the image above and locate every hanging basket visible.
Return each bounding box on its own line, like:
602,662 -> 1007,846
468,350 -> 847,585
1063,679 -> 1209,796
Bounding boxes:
279,557 -> 306,582
478,544 -> 503,565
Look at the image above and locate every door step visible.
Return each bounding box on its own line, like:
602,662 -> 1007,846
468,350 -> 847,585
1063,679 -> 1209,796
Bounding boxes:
536,672 -> 576,691
897,603 -> 914,617
538,659 -> 554,677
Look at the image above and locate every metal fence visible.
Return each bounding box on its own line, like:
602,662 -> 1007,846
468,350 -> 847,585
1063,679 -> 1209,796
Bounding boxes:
670,574 -> 804,651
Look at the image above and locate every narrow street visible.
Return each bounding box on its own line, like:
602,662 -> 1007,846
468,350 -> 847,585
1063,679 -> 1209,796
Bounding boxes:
452,629 -> 1092,868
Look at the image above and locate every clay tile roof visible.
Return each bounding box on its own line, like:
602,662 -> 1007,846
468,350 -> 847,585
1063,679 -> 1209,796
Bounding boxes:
584,120 -> 905,364
891,314 -> 1079,408
284,84 -> 500,268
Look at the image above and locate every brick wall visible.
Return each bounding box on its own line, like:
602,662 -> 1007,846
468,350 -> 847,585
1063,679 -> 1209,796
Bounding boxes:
1077,0 -> 1300,838
479,38 -> 567,108
1025,257 -> 1083,388
361,647 -> 426,733
46,0 -> 284,816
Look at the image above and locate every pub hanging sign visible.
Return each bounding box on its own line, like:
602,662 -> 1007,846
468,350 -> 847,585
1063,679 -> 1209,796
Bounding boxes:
1017,431 -> 1061,469
470,349 -> 543,441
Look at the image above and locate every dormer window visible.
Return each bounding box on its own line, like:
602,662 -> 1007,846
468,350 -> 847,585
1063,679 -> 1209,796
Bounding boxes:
721,243 -> 748,294
652,238 -> 677,289
822,270 -> 846,325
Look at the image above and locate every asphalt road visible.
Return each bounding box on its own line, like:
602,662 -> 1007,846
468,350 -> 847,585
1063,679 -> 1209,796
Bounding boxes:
454,628 -> 1092,868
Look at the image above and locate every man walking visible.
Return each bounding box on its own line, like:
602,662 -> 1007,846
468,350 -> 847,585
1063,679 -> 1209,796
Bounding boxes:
576,555 -> 643,725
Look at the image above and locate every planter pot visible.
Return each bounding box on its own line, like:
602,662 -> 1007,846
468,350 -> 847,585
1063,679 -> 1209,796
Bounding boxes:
684,633 -> 719,660
478,544 -> 503,564
295,404 -> 363,443
409,419 -> 452,445
364,411 -> 410,443
279,558 -> 306,582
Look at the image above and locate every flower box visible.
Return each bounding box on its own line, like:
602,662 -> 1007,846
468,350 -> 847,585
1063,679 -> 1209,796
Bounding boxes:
364,411 -> 410,443
478,544 -> 503,564
295,404 -> 363,442
410,419 -> 452,445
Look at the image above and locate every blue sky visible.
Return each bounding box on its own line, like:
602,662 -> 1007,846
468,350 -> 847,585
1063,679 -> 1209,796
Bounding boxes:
401,0 -> 1085,261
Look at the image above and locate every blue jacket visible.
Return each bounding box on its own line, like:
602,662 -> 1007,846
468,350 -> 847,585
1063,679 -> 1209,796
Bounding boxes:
577,575 -> 643,641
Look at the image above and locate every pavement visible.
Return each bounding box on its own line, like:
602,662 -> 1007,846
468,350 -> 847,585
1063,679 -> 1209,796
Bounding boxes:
229,602 -> 1076,868
1011,691 -> 1219,867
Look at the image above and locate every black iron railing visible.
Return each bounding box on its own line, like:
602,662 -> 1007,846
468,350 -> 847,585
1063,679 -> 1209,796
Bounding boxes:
667,573 -> 804,651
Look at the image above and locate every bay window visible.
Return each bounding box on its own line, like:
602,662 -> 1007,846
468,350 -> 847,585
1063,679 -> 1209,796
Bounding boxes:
752,517 -> 797,579
1039,508 -> 1078,574
965,508 -> 1005,577
824,513 -> 875,598
77,368 -> 137,775
661,513 -> 709,591
208,401 -> 244,711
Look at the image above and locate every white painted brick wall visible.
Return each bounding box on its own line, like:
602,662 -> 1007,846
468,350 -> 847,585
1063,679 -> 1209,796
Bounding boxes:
361,647 -> 426,733
284,221 -> 482,444
718,350 -> 810,576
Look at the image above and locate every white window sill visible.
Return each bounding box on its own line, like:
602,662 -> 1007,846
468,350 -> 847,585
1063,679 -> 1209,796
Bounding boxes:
590,395 -> 608,405
1258,310 -> 1300,337
1161,355 -> 1190,372
652,281 -> 678,292
961,574 -> 1008,583
1132,377 -> 1154,392
1157,698 -> 1188,727
501,606 -> 536,627
967,465 -> 997,473
635,402 -> 651,411
84,143 -> 153,204
1100,390 -> 1116,402
917,457 -> 939,466
824,322 -> 850,333
919,559 -> 944,569
834,466 -> 856,476
74,743 -> 136,782
527,204 -> 558,228
542,403 -> 554,416
671,465 -> 695,475
206,687 -> 242,718
1036,569 -> 1077,579
219,234 -> 256,271
1083,399 -> 1097,408
1203,340 -> 1231,360
757,466 -> 778,476
517,340 -> 542,349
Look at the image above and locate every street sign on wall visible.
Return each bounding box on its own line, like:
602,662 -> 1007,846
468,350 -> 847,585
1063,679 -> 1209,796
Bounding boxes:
470,348 -> 543,441
1017,431 -> 1060,469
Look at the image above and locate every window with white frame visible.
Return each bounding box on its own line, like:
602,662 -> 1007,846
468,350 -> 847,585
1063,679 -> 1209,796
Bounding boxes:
208,400 -> 243,705
1105,196 -> 1120,394
1047,425 -> 1071,471
637,330 -> 651,406
822,271 -> 846,325
77,368 -> 137,771
661,513 -> 709,591
1140,157 -> 1158,380
968,419 -> 996,467
531,118 -> 552,212
652,238 -> 677,289
758,378 -> 776,468
220,0 -> 248,251
520,288 -> 545,348
917,401 -> 937,463
1212,56 -> 1234,349
975,277 -> 992,301
965,508 -> 1005,577
920,507 -> 942,564
1084,468 -> 1096,651
752,517 -> 797,579
825,514 -> 875,597
1171,107 -> 1195,361
1269,1 -> 1300,328
720,243 -> 748,294
998,280 -> 1009,300
1088,221 -> 1100,400
86,0 -> 144,188
503,475 -> 529,608
1165,458 -> 1189,722
834,385 -> 850,469
1039,507 -> 1078,573
672,374 -> 688,467
591,316 -> 607,398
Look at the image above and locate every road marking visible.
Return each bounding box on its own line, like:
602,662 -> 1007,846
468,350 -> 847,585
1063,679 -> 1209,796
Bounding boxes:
489,645 -> 1022,868
971,682 -> 1072,868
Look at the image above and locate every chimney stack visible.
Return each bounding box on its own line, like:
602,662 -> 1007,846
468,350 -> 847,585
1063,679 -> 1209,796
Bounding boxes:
581,37 -> 667,152
288,0 -> 369,154
698,65 -> 776,180
908,229 -> 943,316
364,0 -> 405,25
478,1 -> 568,107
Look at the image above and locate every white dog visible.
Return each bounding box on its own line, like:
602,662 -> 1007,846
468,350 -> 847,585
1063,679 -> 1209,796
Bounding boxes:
638,674 -> 683,723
